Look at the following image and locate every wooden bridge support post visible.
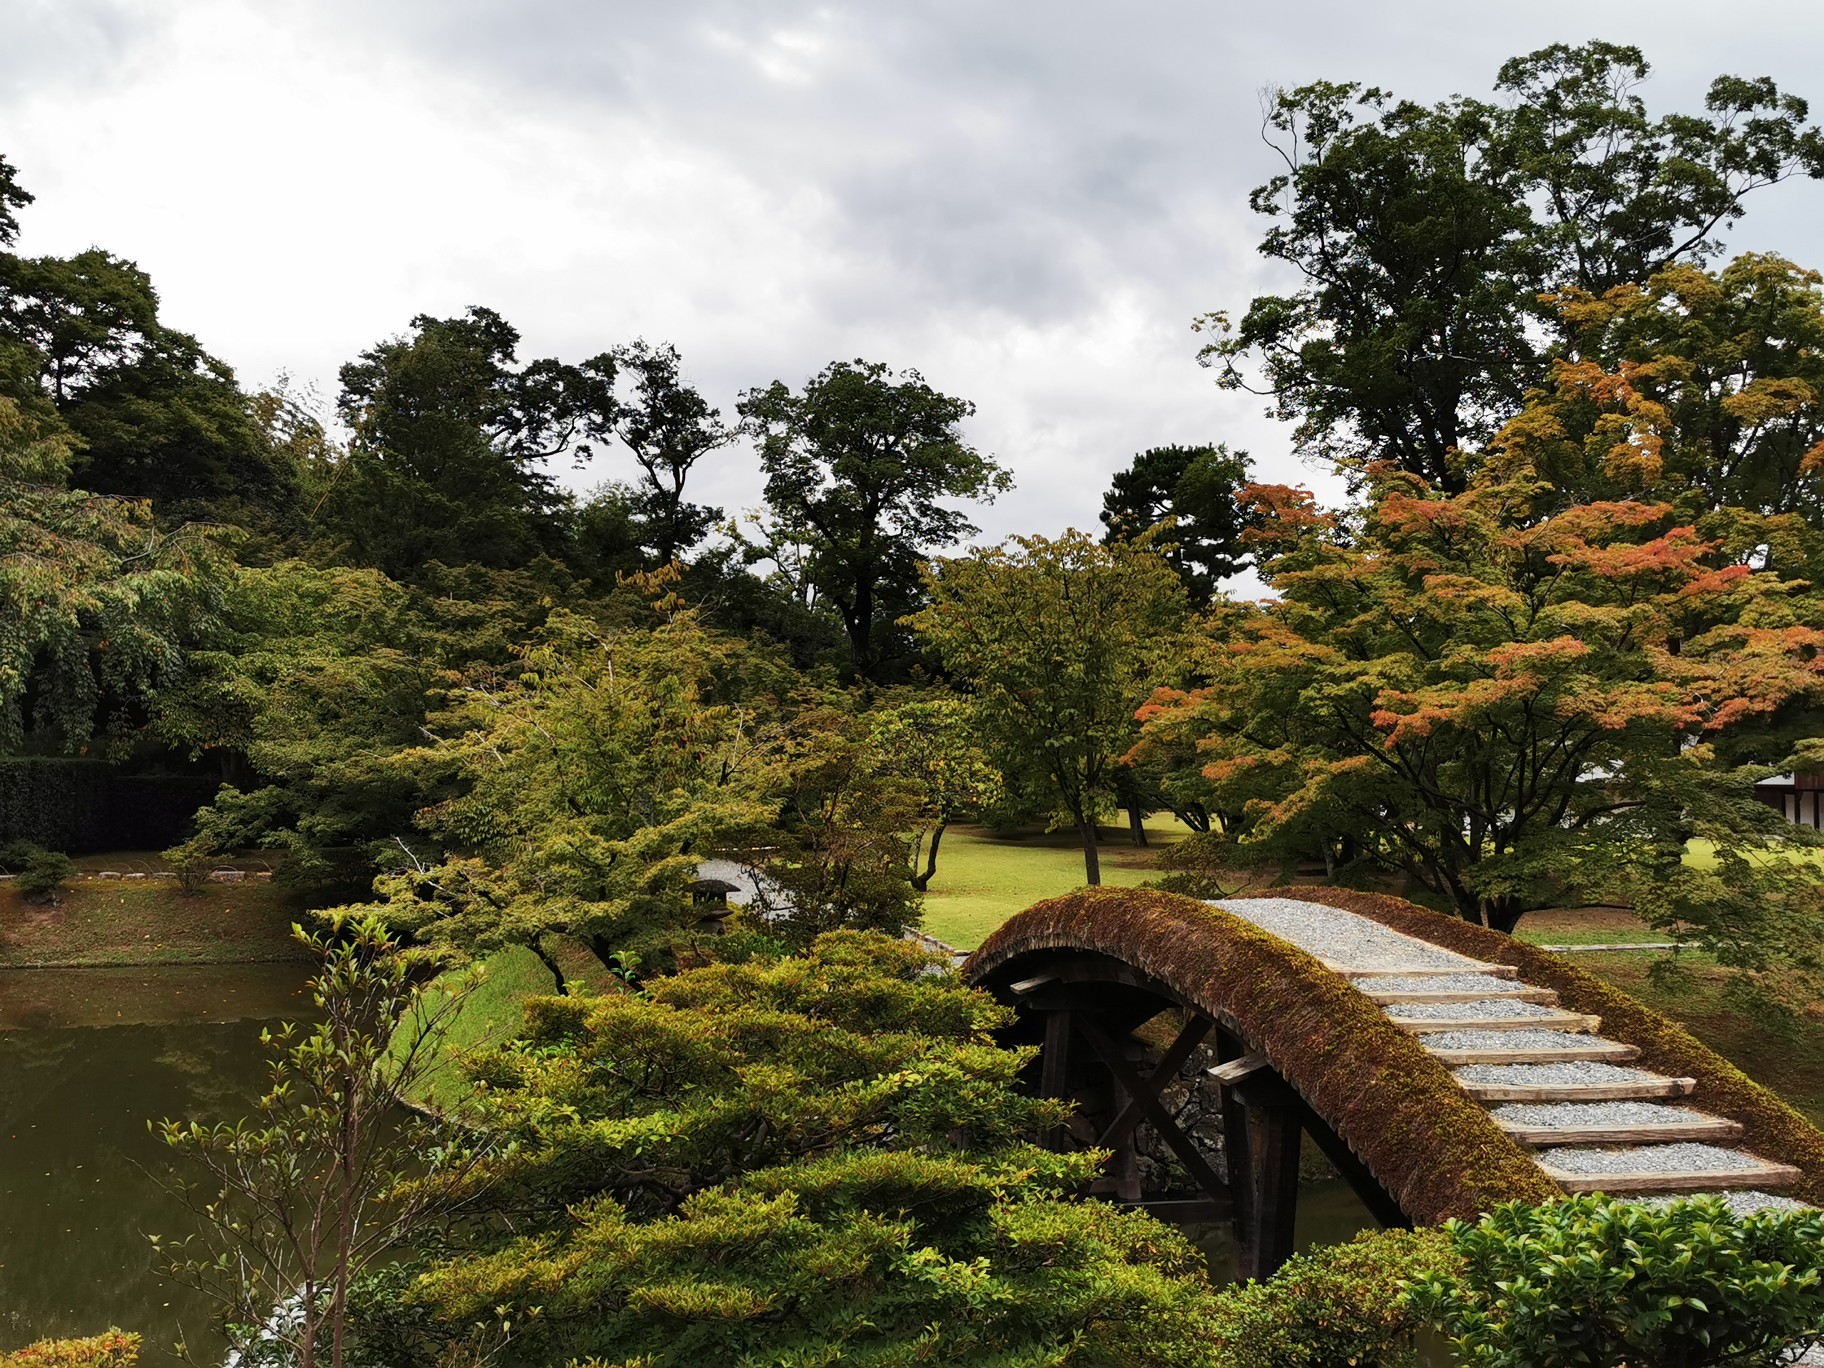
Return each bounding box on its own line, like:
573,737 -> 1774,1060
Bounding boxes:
1238,1089 -> 1303,1280
1039,1007 -> 1072,1152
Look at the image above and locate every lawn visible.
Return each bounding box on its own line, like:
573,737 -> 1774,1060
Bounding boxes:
919,820 -> 1185,951
0,878 -> 309,967
400,944 -> 558,1111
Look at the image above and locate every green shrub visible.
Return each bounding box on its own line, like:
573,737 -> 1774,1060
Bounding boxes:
160,835 -> 215,894
1206,1228 -> 1457,1368
1407,1196 -> 1824,1368
0,840 -> 75,902
0,1330 -> 139,1368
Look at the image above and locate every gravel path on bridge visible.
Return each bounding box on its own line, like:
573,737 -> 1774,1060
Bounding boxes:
1456,1062 -> 1664,1086
1492,1101 -> 1709,1128
1542,1142 -> 1768,1174
1355,972 -> 1528,995
1386,999 -> 1559,1021
1212,898 -> 1491,973
1206,896 -> 1813,1212
1418,1028 -> 1609,1052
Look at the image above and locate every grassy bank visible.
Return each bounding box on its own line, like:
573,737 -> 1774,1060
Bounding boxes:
919,820 -> 1186,950
0,879 -> 308,967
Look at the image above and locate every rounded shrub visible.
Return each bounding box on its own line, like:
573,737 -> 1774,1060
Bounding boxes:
1407,1195 -> 1824,1368
0,840 -> 75,903
1205,1228 -> 1458,1368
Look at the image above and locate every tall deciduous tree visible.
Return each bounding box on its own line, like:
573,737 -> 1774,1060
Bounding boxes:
868,694 -> 1001,891
1100,443 -> 1256,604
590,339 -> 732,566
908,531 -> 1189,885
0,153 -> 29,245
357,603 -> 782,963
1507,254 -> 1824,525
327,307 -> 602,577
739,360 -> 1010,682
1141,464 -> 1824,951
1203,43 -> 1824,491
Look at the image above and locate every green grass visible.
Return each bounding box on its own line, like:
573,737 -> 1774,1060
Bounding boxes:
918,821 -> 1183,951
0,879 -> 309,967
402,945 -> 557,1112
1683,838 -> 1824,871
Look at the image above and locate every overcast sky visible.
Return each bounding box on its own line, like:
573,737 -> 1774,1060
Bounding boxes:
6,0 -> 1824,544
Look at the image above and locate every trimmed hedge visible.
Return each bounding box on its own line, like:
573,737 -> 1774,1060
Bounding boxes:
0,759 -> 218,853
1266,887 -> 1824,1207
966,887 -> 1560,1224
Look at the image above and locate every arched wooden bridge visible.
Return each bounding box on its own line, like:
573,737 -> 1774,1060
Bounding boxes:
963,886 -> 1824,1279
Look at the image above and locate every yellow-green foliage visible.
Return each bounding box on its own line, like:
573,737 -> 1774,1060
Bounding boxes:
0,1332 -> 139,1368
1410,1197 -> 1824,1368
403,931 -> 1233,1365
1206,1230 -> 1457,1368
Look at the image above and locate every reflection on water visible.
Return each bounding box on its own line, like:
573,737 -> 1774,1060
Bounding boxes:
1197,1177 -> 1380,1281
0,964 -> 313,1360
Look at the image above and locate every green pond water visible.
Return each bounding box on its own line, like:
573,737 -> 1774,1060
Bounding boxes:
0,965 -> 1412,1363
0,964 -> 314,1360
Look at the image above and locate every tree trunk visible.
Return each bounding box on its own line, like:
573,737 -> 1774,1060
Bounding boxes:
1078,819 -> 1102,886
1127,802 -> 1148,847
909,822 -> 946,892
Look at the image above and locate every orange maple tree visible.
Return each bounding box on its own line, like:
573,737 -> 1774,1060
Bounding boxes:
1139,460 -> 1824,949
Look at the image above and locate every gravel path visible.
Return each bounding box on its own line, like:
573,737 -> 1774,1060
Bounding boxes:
1420,1028 -> 1611,1052
1212,897 -> 1491,973
1387,999 -> 1559,1021
1356,972 -> 1528,995
1492,1101 -> 1709,1128
1541,1142 -> 1767,1174
1455,1062 -> 1665,1086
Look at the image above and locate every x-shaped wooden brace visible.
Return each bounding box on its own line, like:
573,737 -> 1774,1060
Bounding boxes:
1071,1013 -> 1228,1203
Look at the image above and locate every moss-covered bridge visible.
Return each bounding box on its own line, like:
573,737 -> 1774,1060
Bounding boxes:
963,887 -> 1824,1278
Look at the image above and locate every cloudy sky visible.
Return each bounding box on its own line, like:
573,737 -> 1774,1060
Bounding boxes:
6,0 -> 1824,543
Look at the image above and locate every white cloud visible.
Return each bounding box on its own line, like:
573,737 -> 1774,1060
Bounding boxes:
4,0 -> 1823,550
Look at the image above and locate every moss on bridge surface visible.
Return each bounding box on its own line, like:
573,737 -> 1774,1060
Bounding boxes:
1274,888 -> 1824,1209
966,887 -> 1561,1225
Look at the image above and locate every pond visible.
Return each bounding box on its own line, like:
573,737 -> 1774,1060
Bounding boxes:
0,964 -> 1402,1363
0,964 -> 314,1360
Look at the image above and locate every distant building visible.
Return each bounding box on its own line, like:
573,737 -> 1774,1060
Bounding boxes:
1754,772 -> 1824,830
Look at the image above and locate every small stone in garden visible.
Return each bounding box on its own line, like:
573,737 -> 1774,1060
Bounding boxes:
122,872 -> 146,881
96,870 -> 121,880
210,869 -> 246,883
